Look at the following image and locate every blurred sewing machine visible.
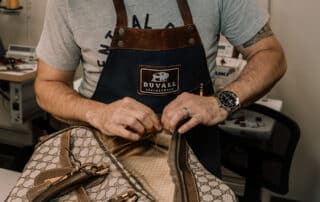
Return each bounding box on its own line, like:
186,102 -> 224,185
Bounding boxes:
0,43 -> 43,146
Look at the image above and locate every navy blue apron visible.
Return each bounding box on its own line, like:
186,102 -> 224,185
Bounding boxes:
92,0 -> 221,176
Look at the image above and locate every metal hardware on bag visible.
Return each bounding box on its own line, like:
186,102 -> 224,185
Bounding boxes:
42,162 -> 110,187
27,157 -> 111,201
94,164 -> 110,175
66,148 -> 110,176
109,190 -> 139,202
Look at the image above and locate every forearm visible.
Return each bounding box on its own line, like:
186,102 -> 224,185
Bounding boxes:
35,79 -> 104,123
224,39 -> 287,106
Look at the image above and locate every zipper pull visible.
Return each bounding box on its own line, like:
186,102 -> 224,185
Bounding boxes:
109,190 -> 138,202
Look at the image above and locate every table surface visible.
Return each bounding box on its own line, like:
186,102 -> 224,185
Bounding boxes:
0,64 -> 36,82
0,168 -> 21,201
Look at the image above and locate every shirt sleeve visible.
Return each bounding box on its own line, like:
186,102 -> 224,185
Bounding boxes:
36,0 -> 80,71
220,0 -> 269,47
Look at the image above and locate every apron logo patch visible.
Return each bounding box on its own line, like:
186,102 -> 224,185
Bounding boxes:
138,65 -> 180,95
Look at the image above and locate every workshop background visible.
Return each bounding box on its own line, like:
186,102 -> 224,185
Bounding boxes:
0,0 -> 319,201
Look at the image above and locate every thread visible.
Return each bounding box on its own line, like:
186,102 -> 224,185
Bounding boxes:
6,0 -> 20,9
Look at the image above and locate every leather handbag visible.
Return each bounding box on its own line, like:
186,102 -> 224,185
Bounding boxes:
6,126 -> 237,202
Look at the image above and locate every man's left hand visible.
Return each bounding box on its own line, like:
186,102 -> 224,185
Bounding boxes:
161,92 -> 228,134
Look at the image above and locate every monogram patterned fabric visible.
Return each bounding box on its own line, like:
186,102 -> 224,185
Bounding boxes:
187,147 -> 237,202
6,127 -> 151,202
7,133 -> 65,202
6,127 -> 237,202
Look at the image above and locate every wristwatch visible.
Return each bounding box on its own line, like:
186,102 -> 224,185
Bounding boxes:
215,90 -> 240,115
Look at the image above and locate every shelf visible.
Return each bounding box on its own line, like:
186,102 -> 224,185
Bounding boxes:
0,6 -> 23,15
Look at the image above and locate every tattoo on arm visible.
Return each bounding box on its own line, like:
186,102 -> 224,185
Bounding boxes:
241,23 -> 274,48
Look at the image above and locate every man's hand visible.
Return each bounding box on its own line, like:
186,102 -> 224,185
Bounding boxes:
86,97 -> 162,141
161,92 -> 228,134
35,60 -> 161,141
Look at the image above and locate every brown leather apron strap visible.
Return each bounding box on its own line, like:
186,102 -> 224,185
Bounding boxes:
177,0 -> 194,25
113,0 -> 128,27
113,0 -> 194,27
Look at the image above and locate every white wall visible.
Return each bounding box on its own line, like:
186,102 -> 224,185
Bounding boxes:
0,0 -> 47,47
270,0 -> 320,201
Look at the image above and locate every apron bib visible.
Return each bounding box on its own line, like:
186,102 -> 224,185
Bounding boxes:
91,0 -> 221,176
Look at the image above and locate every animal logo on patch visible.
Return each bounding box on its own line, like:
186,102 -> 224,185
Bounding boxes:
138,65 -> 180,95
151,72 -> 170,82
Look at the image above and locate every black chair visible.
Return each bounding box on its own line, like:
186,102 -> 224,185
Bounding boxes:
220,103 -> 300,202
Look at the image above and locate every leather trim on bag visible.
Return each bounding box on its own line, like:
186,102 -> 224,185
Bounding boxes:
60,128 -> 91,202
34,167 -> 73,186
26,181 -> 51,201
180,136 -> 201,202
60,130 -> 72,167
76,187 -> 91,202
111,25 -> 202,51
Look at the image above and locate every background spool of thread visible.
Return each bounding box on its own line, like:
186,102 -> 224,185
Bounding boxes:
6,0 -> 20,9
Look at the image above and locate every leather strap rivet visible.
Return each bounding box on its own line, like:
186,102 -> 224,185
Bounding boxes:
188,25 -> 194,32
188,38 -> 195,45
117,40 -> 124,47
119,28 -> 125,36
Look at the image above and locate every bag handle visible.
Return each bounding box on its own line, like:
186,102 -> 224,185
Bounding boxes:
27,129 -> 110,202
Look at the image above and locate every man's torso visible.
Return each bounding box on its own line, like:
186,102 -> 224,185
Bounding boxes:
68,0 -> 221,97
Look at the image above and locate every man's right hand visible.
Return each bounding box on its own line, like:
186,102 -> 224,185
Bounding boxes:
35,60 -> 161,141
85,97 -> 162,141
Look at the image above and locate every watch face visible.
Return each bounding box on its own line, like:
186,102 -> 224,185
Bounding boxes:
218,91 -> 239,110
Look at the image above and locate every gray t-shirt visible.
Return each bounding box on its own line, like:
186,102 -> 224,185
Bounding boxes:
36,0 -> 268,98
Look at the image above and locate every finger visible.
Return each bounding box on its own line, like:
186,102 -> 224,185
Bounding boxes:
134,110 -> 154,132
167,107 -> 190,132
114,125 -> 141,141
162,99 -> 183,129
128,101 -> 162,131
177,116 -> 202,134
121,115 -> 145,135
146,109 -> 162,131
100,124 -> 141,141
144,110 -> 162,131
